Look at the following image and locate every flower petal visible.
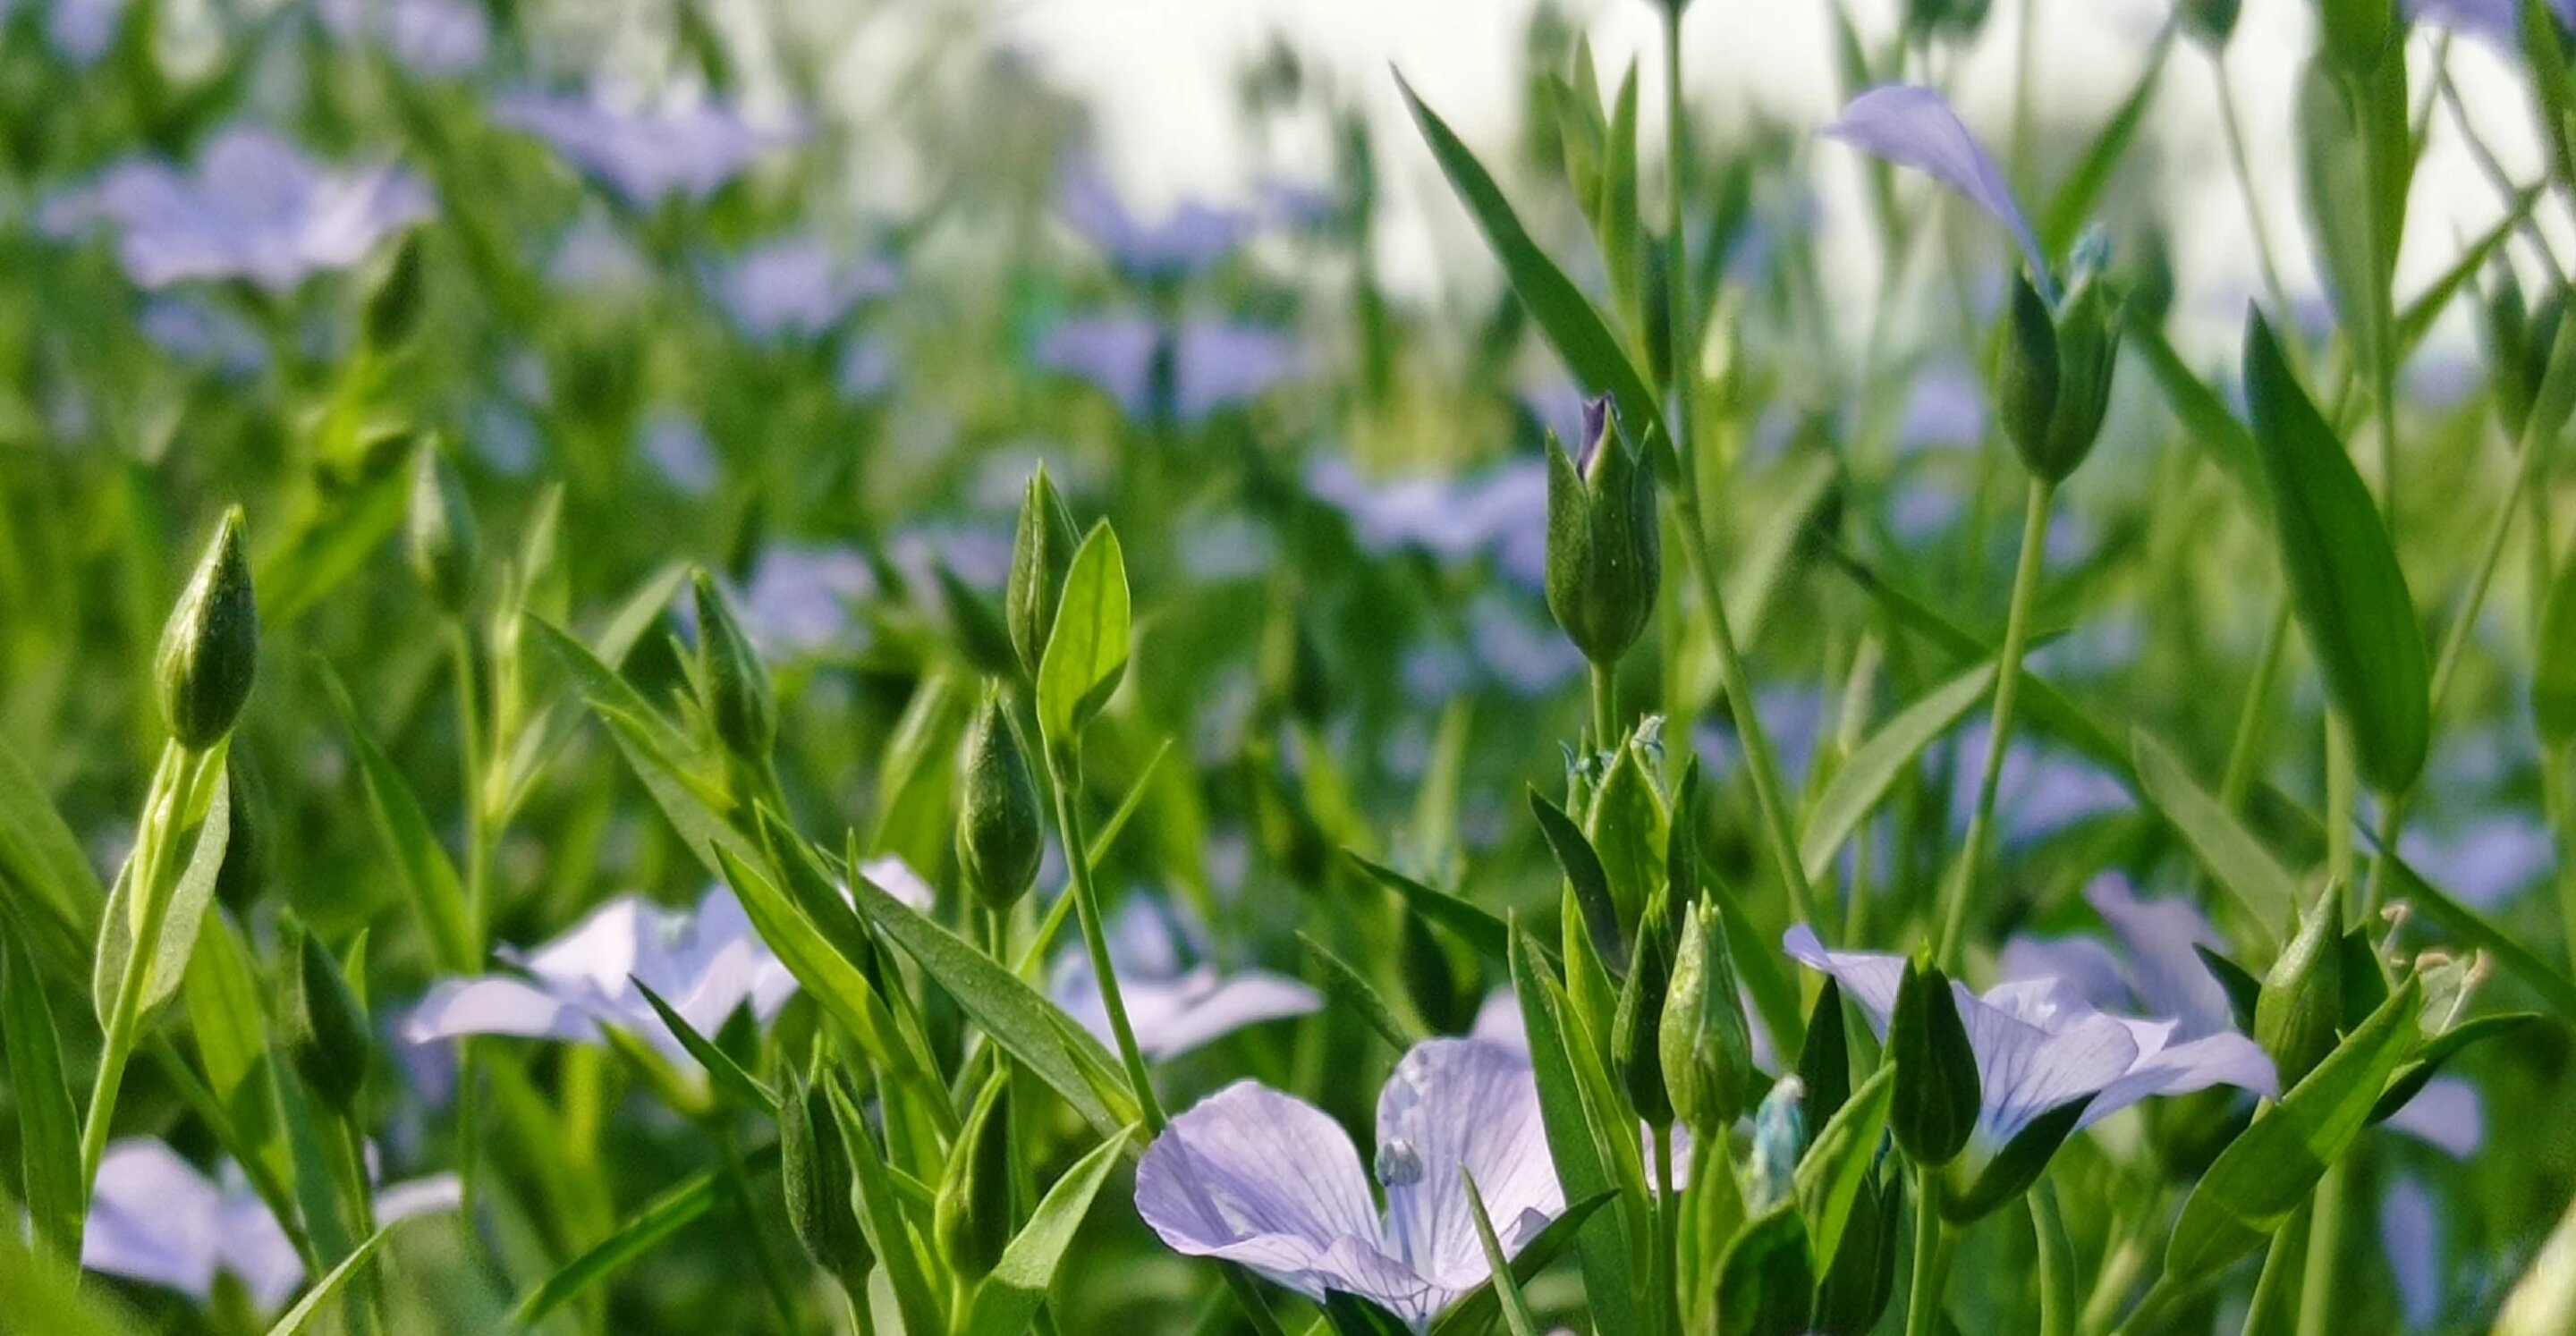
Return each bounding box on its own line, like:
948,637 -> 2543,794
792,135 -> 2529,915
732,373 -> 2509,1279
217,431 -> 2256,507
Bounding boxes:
2381,1173 -> 2442,1329
2080,1027 -> 2276,1129
81,1140 -> 223,1299
2087,878 -> 2235,1039
1821,85 -> 2044,280
1135,1080 -> 1393,1308
1128,968 -> 1323,1061
1961,997 -> 2138,1147
401,975 -> 600,1044
1377,1038 -> 1563,1304
216,1188 -> 303,1311
1783,925 -> 1903,1036
2383,1075 -> 2483,1159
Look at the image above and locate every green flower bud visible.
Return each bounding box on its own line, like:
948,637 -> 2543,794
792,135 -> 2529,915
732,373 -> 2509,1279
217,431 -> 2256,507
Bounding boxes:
2256,891 -> 2345,1088
214,758 -> 267,912
1746,1074 -> 1809,1212
405,444 -> 480,615
781,1070 -> 874,1287
281,928 -> 369,1118
956,691 -> 1044,914
2178,0 -> 2241,47
1400,911 -> 1476,1036
692,570 -> 776,767
1614,891 -> 1678,1127
1996,260 -> 2123,484
936,1072 -> 1014,1279
1889,950 -> 1979,1167
363,231 -> 427,351
1660,898 -> 1753,1132
1545,396 -> 1660,669
156,507 -> 258,751
1005,467 -> 1080,681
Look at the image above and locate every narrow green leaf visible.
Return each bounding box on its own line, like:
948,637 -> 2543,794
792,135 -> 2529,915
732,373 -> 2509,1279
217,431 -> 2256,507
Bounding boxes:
0,735 -> 106,968
93,754 -> 233,1019
1508,927 -> 1643,1336
508,1144 -> 779,1325
3,935 -> 80,1255
1037,522 -> 1131,755
263,1226 -> 393,1336
180,911 -> 300,1237
327,675 -> 477,972
2130,730 -> 2295,946
2241,311 -> 2428,793
2394,186 -> 2542,357
2536,547 -> 2576,752
1394,72 -> 1668,452
1296,931 -> 1420,1053
1800,663 -> 1995,885
2125,311 -> 2269,523
1461,1171 -> 1542,1336
2371,1012 -> 2542,1123
713,846 -> 928,1090
825,1076 -> 946,1336
1427,1192 -> 1616,1336
1715,1204 -> 1816,1336
2165,973 -> 2424,1282
1344,850 -> 1521,965
632,977 -> 777,1112
2038,32 -> 2172,256
1944,1094 -> 2092,1222
847,870 -> 1136,1136
1530,790 -> 1625,974
959,1129 -> 1134,1336
1793,1065 -> 1893,1278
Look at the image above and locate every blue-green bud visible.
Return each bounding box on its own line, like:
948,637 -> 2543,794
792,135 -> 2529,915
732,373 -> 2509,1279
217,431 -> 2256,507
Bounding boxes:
1614,891 -> 1678,1127
1746,1074 -> 1809,1212
281,927 -> 369,1117
405,444 -> 479,614
936,1072 -> 1014,1278
781,1069 -> 874,1287
692,570 -> 776,766
956,690 -> 1044,914
1545,396 -> 1661,669
1660,897 -> 1753,1132
156,507 -> 258,751
1889,949 -> 1979,1167
1996,254 -> 2122,484
2257,891 -> 2345,1088
1006,467 -> 1080,681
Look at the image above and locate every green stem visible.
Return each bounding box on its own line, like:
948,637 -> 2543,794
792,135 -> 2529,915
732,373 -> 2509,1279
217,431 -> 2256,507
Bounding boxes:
324,1109 -> 387,1336
2553,751 -> 2576,972
1662,0 -> 1694,447
2244,1206 -> 2305,1335
1936,477 -> 2054,968
77,743 -> 198,1212
1655,1124 -> 1681,1336
845,1283 -> 877,1336
1589,664 -> 1619,754
2362,792 -> 2402,930
2295,1167 -> 2345,1336
2220,603 -> 2292,811
1902,1164 -> 1951,1336
1048,758 -> 1165,1132
2326,722 -> 2358,891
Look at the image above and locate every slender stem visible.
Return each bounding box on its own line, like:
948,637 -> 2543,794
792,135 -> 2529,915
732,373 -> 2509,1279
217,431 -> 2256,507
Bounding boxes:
78,743 -> 196,1210
1902,1164 -> 1949,1336
2243,1206 -> 2304,1335
844,1284 -> 877,1336
1589,664 -> 1619,754
2326,723 -> 2358,891
2363,792 -> 2403,925
1048,758 -> 1165,1131
1655,1124 -> 1681,1336
1937,478 -> 2055,968
2220,603 -> 2292,810
453,620 -> 490,946
1662,0 -> 1694,453
2295,1166 -> 2346,1336
2550,751 -> 2576,968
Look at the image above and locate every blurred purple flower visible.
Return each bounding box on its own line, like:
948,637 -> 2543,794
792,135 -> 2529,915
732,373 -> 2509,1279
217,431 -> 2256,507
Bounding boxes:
42,126 -> 430,292
47,0 -> 121,65
316,0 -> 489,78
404,868 -> 929,1062
1303,455 -> 1546,585
495,88 -> 801,207
1135,1038 -> 1561,1328
708,236 -> 897,341
736,543 -> 878,655
2383,1075 -> 2484,1159
139,297 -> 269,377
546,207 -> 652,292
1821,85 -> 2044,282
2406,0 -> 2576,44
1947,722 -> 2131,844
2400,815 -> 2553,910
84,1138 -> 457,1309
1036,311 -> 1304,423
1786,926 -> 2276,1163
2381,1173 -> 2441,1329
1054,900 -> 1318,1061
2001,876 -> 2237,1041
640,410 -> 719,495
1900,360 -> 1987,452
1061,157 -> 1252,276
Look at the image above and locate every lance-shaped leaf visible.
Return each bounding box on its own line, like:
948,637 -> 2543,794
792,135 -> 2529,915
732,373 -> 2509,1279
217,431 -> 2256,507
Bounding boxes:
2131,730 -> 2294,948
262,1226 -> 392,1336
1794,1064 -> 1893,1276
508,1146 -> 781,1326
960,1129 -> 1132,1336
1395,72 -> 1668,454
93,753 -> 233,1021
0,736 -> 105,984
327,675 -> 476,972
1530,791 -> 1625,974
1715,1203 -> 1817,1336
2,936 -> 79,1256
2241,309 -> 2428,793
1797,979 -> 1852,1129
2166,973 -> 2424,1283
2370,1012 -> 2541,1124
1508,927 -> 1644,1336
1037,522 -> 1131,757
1800,662 -> 1995,885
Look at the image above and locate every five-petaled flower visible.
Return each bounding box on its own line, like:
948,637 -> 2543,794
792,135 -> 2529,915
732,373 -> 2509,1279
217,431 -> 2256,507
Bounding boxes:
1053,900 -> 1320,1061
493,87 -> 802,208
1135,1037 -> 1562,1330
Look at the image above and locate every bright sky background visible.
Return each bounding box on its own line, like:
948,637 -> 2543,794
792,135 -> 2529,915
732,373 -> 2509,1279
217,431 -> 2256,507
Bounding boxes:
996,0 -> 2558,359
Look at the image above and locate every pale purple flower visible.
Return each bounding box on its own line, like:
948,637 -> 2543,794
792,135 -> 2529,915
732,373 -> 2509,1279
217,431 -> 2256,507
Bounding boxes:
2381,1173 -> 2441,1329
42,127 -> 430,292
1899,360 -> 1987,451
83,1138 -> 457,1309
2383,1076 -> 2484,1159
47,0 -> 122,65
546,207 -> 651,292
1035,311 -> 1304,424
1134,1038 -> 1562,1329
139,297 -> 269,377
1821,85 -> 2045,283
2406,0 -> 2576,45
403,868 -> 931,1061
316,0 -> 490,78
737,543 -> 878,655
708,236 -> 897,341
1054,901 -> 1319,1061
1061,157 -> 1252,276
494,88 -> 801,207
2400,815 -> 2553,910
1785,926 -> 2275,1171
640,410 -> 720,495
1303,456 -> 1546,585
1947,723 -> 2131,844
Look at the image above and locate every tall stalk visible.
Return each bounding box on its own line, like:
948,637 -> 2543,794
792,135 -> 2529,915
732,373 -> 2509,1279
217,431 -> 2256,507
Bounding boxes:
1936,478 -> 2055,968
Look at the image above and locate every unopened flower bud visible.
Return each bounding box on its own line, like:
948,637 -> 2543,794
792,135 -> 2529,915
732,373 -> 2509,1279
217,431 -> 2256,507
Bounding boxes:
281,928 -> 369,1117
1614,892 -> 1678,1127
936,1073 -> 1014,1278
1890,949 -> 1979,1167
692,570 -> 776,766
156,507 -> 258,750
214,758 -> 267,912
781,1069 -> 874,1287
405,444 -> 479,614
2257,892 -> 2345,1088
1005,467 -> 1080,681
1546,395 -> 1661,669
1747,1075 -> 1809,1211
956,691 -> 1044,914
1660,898 -> 1752,1132
1996,252 -> 2122,485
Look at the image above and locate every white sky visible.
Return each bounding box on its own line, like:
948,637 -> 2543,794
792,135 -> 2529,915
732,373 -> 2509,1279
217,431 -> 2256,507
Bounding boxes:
996,0 -> 2562,359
